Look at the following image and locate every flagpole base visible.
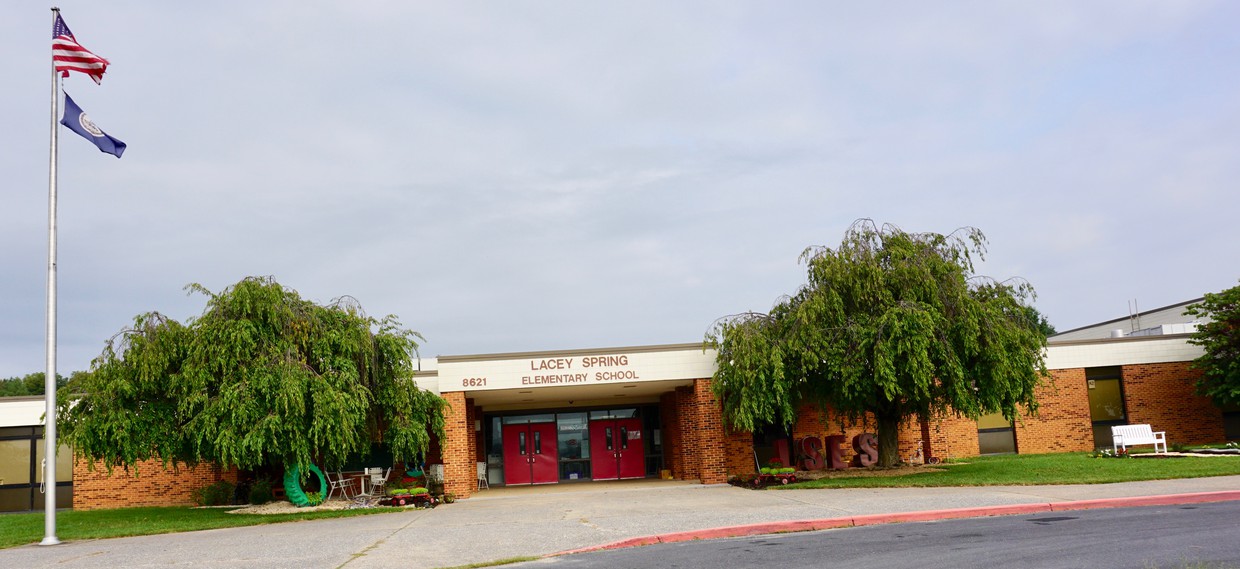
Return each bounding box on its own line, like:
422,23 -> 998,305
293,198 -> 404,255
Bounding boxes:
40,536 -> 62,546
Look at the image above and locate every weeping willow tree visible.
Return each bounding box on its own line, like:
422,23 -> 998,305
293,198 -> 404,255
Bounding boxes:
1186,282 -> 1240,409
58,277 -> 446,481
708,221 -> 1048,467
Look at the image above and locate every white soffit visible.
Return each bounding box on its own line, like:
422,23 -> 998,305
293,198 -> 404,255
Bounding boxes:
0,397 -> 49,427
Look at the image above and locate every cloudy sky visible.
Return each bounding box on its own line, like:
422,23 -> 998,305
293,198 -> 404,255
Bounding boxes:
2,1 -> 1237,378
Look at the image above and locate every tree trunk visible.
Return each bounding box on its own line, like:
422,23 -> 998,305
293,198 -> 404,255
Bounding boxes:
876,412 -> 901,468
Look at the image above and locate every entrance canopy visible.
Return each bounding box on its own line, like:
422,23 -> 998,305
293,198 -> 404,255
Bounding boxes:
422,342 -> 717,411
414,343 -> 723,494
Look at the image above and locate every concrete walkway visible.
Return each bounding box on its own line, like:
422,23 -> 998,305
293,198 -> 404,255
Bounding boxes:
4,476 -> 1240,569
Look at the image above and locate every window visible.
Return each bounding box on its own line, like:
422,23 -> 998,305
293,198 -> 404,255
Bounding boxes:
0,426 -> 72,512
976,412 -> 1016,454
1086,366 -> 1126,449
1222,402 -> 1240,441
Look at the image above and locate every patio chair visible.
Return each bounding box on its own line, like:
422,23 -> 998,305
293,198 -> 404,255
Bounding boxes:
367,467 -> 391,496
327,471 -> 356,500
425,464 -> 445,494
477,462 -> 489,490
426,464 -> 445,485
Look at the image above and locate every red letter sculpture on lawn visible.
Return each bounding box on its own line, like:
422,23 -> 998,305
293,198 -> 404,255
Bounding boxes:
800,436 -> 825,470
825,435 -> 849,469
852,433 -> 878,467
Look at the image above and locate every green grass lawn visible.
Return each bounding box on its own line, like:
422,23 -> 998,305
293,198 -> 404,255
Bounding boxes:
781,452 -> 1240,490
0,505 -> 400,550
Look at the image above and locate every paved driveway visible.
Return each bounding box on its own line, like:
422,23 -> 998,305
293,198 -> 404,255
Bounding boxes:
4,476 -> 1240,569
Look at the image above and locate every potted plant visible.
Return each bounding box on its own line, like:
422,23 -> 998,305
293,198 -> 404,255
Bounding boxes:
382,486 -> 432,507
757,458 -> 797,485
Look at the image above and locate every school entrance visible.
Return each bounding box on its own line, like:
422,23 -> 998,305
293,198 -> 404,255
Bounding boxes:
588,417 -> 644,480
486,407 -> 660,486
431,343 -> 725,498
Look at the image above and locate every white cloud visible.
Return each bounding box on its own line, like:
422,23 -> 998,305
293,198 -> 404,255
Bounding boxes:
2,1 -> 1238,375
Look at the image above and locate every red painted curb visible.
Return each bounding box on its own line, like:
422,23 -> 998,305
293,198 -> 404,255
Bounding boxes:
850,502 -> 1053,526
1048,490 -> 1240,512
546,490 -> 1240,558
809,518 -> 858,531
658,520 -> 821,543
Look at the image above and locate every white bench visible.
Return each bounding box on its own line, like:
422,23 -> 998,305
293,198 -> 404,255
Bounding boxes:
1111,424 -> 1167,454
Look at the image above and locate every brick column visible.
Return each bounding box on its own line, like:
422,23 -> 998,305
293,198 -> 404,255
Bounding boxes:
723,429 -> 754,477
660,391 -> 682,478
676,385 -> 698,480
692,379 -> 727,484
440,391 -> 474,499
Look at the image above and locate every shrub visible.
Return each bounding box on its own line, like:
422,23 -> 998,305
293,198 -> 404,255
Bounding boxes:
304,491 -> 323,506
249,477 -> 274,505
727,474 -> 758,488
192,480 -> 236,506
232,480 -> 251,504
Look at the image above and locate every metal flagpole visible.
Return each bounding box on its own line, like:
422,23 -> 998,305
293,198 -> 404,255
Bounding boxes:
42,5 -> 63,547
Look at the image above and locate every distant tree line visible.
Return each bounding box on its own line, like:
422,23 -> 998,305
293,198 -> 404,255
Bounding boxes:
0,372 -> 75,397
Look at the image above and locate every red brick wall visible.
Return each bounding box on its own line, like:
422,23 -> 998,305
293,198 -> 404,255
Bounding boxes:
660,390 -> 685,478
1014,368 -> 1095,454
789,403 -> 836,446
691,379 -> 727,484
72,393 -> 478,508
466,397 -> 484,462
672,386 -> 698,480
920,413 -> 982,460
788,406 -> 902,465
1121,362 -> 1226,445
660,380 -> 729,483
723,429 -> 754,477
1013,363 -> 1227,452
439,391 -> 475,499
722,405 -> 984,469
712,360 -> 1227,462
72,459 -> 238,510
425,358 -> 1227,496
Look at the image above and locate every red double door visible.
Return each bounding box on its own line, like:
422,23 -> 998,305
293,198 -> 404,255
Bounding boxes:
589,418 -> 645,480
502,422 -> 559,485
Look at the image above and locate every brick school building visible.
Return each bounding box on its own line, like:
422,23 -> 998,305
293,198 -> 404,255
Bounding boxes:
2,302 -> 1233,510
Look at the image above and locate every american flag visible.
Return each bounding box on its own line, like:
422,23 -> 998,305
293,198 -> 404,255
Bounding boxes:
52,13 -> 109,85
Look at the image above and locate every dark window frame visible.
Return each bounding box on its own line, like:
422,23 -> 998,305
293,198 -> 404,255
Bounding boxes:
0,425 -> 73,512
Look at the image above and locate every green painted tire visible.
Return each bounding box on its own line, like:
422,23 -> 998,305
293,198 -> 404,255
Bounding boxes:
283,464 -> 327,507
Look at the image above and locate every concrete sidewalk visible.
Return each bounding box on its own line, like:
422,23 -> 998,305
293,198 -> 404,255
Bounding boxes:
4,476 -> 1240,569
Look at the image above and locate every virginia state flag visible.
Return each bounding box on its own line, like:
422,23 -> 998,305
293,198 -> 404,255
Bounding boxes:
60,92 -> 126,158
